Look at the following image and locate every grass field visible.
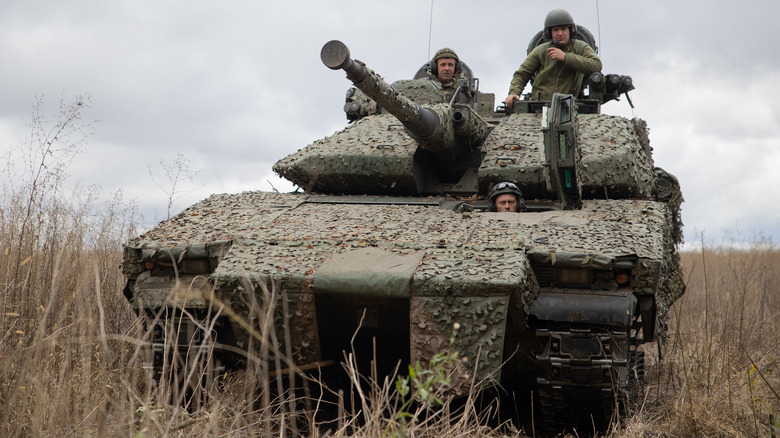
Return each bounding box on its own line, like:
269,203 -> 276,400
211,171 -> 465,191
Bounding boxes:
1,99 -> 778,436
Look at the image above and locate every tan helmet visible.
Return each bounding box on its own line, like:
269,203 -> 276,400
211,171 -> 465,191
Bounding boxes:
431,47 -> 461,76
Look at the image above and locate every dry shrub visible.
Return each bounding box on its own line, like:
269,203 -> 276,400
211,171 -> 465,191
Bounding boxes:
0,94 -> 144,436
620,243 -> 780,438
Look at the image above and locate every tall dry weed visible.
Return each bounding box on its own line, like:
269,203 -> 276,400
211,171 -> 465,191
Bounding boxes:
0,95 -> 143,436
621,242 -> 780,437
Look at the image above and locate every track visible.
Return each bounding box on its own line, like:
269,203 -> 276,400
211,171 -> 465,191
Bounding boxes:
533,320 -> 645,435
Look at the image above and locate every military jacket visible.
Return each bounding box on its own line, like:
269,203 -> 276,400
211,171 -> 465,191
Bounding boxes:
508,39 -> 602,101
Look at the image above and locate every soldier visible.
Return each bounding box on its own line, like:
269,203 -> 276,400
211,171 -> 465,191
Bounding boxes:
489,182 -> 526,212
431,48 -> 459,85
343,47 -> 479,121
429,47 -> 467,103
504,9 -> 602,107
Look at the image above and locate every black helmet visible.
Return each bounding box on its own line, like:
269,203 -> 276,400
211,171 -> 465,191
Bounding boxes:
430,47 -> 461,77
488,181 -> 525,212
544,8 -> 576,39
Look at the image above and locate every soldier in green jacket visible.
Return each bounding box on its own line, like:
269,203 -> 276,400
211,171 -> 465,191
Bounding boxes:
504,9 -> 602,108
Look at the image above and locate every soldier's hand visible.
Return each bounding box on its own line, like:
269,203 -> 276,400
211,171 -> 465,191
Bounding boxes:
547,47 -> 565,61
505,95 -> 520,108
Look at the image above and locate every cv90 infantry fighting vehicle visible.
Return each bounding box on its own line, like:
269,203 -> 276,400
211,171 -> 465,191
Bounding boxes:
122,35 -> 684,434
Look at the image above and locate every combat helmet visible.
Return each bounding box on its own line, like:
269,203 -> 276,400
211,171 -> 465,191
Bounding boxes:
544,8 -> 577,39
431,47 -> 461,77
488,181 -> 526,212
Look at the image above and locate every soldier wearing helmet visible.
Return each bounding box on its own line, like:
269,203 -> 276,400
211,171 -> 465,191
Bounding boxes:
489,182 -> 526,212
342,47 -> 471,121
429,47 -> 472,103
504,9 -> 602,107
431,47 -> 460,86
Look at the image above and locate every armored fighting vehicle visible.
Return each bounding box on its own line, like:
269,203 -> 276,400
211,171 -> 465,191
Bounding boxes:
122,36 -> 684,435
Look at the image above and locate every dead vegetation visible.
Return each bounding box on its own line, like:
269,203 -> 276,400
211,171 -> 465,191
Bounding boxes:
630,244 -> 780,437
0,96 -> 778,437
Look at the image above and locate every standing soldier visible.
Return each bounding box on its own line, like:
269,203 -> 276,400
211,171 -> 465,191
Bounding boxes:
504,9 -> 602,107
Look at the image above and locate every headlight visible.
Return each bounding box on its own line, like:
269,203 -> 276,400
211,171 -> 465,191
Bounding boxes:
553,268 -> 593,288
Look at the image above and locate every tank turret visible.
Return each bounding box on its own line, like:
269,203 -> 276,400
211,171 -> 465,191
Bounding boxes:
275,41 -> 660,200
321,40 -> 489,154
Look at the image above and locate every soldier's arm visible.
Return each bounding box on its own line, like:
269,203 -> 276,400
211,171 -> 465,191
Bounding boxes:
563,44 -> 602,74
508,51 -> 542,96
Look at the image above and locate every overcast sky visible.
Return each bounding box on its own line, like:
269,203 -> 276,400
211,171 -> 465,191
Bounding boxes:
1,1 -> 778,248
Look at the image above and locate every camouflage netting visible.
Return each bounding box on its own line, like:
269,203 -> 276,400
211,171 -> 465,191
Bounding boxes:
480,113 -> 656,199
390,78 -> 496,118
276,110 -> 658,199
273,114 -> 418,193
129,193 -> 672,265
578,115 -> 655,198
345,77 -> 493,122
478,114 -> 545,195
126,191 -> 682,381
387,79 -> 444,108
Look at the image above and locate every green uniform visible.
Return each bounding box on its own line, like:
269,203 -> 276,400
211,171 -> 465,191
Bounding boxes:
430,74 -> 464,104
508,39 -> 601,101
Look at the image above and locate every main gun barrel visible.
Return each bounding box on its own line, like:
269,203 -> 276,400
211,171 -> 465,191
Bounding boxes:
321,40 -> 488,152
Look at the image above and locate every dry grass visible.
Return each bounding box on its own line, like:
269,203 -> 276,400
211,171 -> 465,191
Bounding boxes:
3,220 -> 776,437
1,96 -> 778,436
624,245 -> 780,438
